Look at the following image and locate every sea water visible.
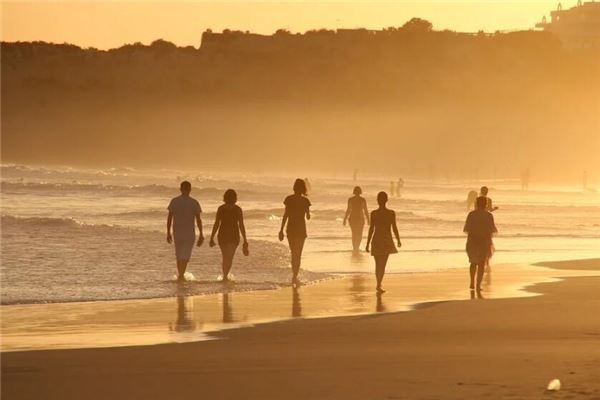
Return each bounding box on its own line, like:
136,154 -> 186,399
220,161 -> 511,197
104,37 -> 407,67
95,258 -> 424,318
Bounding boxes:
1,164 -> 599,304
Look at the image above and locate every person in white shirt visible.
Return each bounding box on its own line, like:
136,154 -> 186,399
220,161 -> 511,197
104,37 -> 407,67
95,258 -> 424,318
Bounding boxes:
167,181 -> 204,281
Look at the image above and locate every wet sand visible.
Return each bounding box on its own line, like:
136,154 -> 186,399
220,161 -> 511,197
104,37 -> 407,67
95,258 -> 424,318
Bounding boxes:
2,259 -> 600,399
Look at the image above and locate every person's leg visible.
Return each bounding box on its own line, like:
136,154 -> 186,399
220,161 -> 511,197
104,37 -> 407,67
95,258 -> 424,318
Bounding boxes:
375,254 -> 389,292
220,243 -> 238,280
351,223 -> 364,252
469,263 -> 477,289
177,259 -> 189,281
476,262 -> 485,290
288,237 -> 305,282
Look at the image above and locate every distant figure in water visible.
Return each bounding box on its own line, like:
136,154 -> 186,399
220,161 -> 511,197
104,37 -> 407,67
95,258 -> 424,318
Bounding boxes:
209,189 -> 249,281
353,169 -> 359,182
343,186 -> 370,252
463,196 -> 497,291
304,177 -> 312,195
366,191 -> 401,293
480,186 -> 499,212
396,178 -> 404,197
466,190 -> 478,210
521,167 -> 530,191
279,179 -> 311,286
390,181 -> 396,198
167,181 -> 204,281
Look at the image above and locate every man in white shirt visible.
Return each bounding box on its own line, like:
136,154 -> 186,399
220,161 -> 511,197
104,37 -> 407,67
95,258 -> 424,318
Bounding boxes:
167,181 -> 204,281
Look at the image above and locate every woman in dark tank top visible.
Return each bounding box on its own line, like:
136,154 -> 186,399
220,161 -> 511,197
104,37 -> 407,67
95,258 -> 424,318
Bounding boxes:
209,189 -> 248,281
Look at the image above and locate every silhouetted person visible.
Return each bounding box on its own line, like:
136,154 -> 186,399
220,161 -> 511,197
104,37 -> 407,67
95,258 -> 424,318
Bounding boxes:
209,189 -> 248,281
396,178 -> 404,197
521,168 -> 530,191
353,169 -> 358,182
343,186 -> 370,252
366,191 -> 401,293
390,181 -> 396,198
167,181 -> 203,281
464,196 -> 497,292
466,190 -> 478,211
480,186 -> 498,212
304,177 -> 312,195
279,179 -> 311,286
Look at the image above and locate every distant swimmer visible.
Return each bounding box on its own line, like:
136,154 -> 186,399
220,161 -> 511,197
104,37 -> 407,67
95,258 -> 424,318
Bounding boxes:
396,178 -> 404,198
521,168 -> 530,191
480,186 -> 499,212
463,196 -> 497,291
304,178 -> 312,195
366,191 -> 402,293
167,181 -> 204,281
209,189 -> 249,281
466,190 -> 478,210
343,186 -> 370,252
279,179 -> 311,286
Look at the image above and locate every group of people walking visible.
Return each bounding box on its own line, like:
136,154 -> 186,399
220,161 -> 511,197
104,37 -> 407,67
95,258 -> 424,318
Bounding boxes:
167,179 -> 498,293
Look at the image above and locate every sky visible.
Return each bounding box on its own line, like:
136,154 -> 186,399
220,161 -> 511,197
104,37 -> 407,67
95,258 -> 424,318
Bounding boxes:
1,1 -> 566,49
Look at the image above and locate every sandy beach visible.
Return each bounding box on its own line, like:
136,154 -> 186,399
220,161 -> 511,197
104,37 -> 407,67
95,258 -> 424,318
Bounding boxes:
2,258 -> 600,399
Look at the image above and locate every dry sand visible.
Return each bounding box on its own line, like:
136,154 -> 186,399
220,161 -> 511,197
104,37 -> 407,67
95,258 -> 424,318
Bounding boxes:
2,259 -> 600,399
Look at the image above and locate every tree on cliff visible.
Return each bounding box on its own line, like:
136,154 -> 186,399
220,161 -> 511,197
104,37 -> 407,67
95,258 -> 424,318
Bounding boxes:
401,18 -> 433,32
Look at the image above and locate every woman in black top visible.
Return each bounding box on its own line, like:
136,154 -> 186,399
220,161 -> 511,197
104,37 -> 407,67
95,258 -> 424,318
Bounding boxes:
463,196 -> 497,291
343,186 -> 370,252
279,179 -> 311,286
209,189 -> 248,281
366,191 -> 401,293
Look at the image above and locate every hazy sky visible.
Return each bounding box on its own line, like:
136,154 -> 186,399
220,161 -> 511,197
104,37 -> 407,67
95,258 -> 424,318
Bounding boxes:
2,1 -> 565,49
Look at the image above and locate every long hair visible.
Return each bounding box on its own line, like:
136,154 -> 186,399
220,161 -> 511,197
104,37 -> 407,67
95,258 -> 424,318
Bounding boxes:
293,178 -> 307,196
223,189 -> 237,204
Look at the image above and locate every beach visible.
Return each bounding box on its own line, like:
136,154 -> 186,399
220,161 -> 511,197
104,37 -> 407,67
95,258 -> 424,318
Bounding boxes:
2,259 -> 600,399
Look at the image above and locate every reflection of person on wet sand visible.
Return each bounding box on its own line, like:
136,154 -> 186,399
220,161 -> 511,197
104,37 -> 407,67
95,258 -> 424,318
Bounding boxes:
209,189 -> 249,281
221,293 -> 234,323
292,286 -> 302,317
376,292 -> 387,312
464,196 -> 497,292
343,186 -> 370,252
171,295 -> 195,332
365,191 -> 401,293
167,181 -> 204,281
279,179 -> 311,286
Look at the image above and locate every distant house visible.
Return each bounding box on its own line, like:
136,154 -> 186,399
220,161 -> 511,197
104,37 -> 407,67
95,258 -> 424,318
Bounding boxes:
535,1 -> 600,48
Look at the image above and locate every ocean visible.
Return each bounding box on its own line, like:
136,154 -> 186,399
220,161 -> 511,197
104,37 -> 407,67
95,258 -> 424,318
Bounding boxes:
1,164 -> 599,304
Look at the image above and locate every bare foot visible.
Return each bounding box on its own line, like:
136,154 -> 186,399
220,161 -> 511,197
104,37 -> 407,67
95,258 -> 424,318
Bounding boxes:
376,287 -> 386,294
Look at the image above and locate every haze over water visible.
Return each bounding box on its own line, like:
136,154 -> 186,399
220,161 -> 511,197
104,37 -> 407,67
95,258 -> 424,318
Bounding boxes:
2,163 -> 598,305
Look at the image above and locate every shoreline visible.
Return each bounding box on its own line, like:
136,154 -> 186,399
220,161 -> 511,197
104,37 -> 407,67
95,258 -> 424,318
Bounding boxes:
2,258 -> 599,399
2,259 -> 599,352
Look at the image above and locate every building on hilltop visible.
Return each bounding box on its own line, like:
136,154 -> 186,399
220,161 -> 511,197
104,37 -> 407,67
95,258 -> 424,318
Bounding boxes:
535,1 -> 600,48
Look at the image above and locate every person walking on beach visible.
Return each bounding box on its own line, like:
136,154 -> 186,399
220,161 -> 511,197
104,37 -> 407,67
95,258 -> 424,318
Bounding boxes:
366,191 -> 401,293
167,181 -> 204,281
463,196 -> 497,291
209,189 -> 249,281
279,179 -> 311,286
480,186 -> 499,212
343,186 -> 370,252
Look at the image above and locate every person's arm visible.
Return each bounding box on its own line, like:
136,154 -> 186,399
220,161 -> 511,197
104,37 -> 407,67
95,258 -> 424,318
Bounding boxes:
167,211 -> 173,243
343,198 -> 351,226
363,198 -> 370,225
196,212 -> 204,246
209,210 -> 220,247
239,208 -> 248,244
366,211 -> 375,251
305,198 -> 311,221
392,211 -> 401,247
490,213 -> 498,236
279,204 -> 288,241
